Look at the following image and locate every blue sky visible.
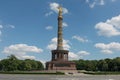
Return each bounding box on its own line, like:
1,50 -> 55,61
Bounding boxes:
0,0 -> 120,63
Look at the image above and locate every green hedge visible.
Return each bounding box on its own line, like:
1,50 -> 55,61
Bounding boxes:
0,71 -> 65,75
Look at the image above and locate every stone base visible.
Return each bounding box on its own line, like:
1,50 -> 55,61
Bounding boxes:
46,61 -> 76,70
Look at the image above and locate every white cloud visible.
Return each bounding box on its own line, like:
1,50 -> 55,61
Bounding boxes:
46,2 -> 69,16
86,0 -> 89,3
47,37 -> 70,50
45,26 -> 53,30
2,44 -> 43,60
69,51 -> 90,60
95,42 -> 120,54
50,2 -> 68,14
62,8 -> 68,14
0,24 -> 15,36
0,22 -> 15,42
69,52 -> 79,60
86,0 -> 116,8
0,24 -> 15,41
0,25 -> 3,41
7,24 -> 15,28
49,2 -> 59,13
72,35 -> 88,43
0,25 -> 3,29
0,30 -> 2,36
95,15 -> 120,37
0,31 -> 1,38
86,0 -> 105,8
0,25 -> 3,36
47,38 -> 57,50
89,1 -> 96,8
78,51 -> 90,55
62,22 -> 68,27
95,22 -> 120,37
107,15 -> 120,29
22,56 -> 35,60
45,11 -> 53,16
111,0 -> 116,2
101,50 -> 113,54
100,0 -> 105,5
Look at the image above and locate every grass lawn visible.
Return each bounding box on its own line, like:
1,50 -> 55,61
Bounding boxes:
84,71 -> 120,75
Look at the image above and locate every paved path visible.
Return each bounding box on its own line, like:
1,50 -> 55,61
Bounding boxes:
0,74 -> 120,80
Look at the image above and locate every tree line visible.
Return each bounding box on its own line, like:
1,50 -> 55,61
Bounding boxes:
0,55 -> 44,71
1,55 -> 120,71
74,57 -> 120,71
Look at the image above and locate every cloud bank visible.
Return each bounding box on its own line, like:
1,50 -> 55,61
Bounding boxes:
95,15 -> 120,37
2,44 -> 43,60
95,42 -> 120,54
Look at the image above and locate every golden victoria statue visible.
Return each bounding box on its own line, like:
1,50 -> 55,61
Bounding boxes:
58,6 -> 62,17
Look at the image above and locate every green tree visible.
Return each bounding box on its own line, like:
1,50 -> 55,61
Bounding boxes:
20,61 -> 32,71
113,57 -> 120,71
8,55 -> 18,60
75,59 -> 86,70
36,61 -> 44,70
0,55 -> 44,71
0,55 -> 19,71
1,59 -> 11,71
0,61 -> 2,70
86,60 -> 98,71
25,59 -> 38,70
97,60 -> 108,71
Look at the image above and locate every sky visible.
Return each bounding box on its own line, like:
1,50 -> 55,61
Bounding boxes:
0,0 -> 120,63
